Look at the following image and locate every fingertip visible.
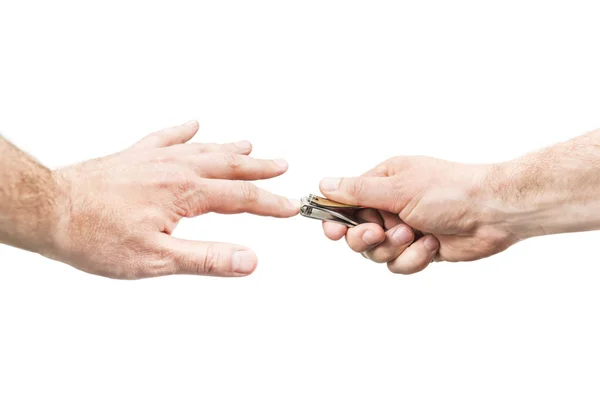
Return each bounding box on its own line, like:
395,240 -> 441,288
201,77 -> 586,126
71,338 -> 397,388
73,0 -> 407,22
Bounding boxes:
273,158 -> 289,170
387,261 -> 424,275
361,227 -> 386,246
233,140 -> 252,154
265,196 -> 301,218
386,235 -> 438,275
423,235 -> 440,252
184,120 -> 200,131
391,225 -> 414,245
266,159 -> 289,178
277,198 -> 300,217
345,223 -> 386,252
323,221 -> 347,241
288,198 -> 301,212
351,223 -> 385,243
319,177 -> 341,194
232,249 -> 258,276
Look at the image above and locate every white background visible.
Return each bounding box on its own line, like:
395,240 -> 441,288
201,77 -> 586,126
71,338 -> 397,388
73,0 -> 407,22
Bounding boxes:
1,0 -> 600,398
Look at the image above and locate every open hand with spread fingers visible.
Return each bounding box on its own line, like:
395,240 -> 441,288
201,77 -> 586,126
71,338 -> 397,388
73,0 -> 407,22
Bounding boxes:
46,121 -> 299,279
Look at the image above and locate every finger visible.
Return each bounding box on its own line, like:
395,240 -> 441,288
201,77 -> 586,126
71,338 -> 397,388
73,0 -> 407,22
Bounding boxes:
321,207 -> 382,242
344,223 -> 386,253
154,236 -> 258,277
133,120 -> 200,149
322,221 -> 347,241
192,180 -> 300,218
363,224 -> 415,263
387,235 -> 440,275
186,153 -> 289,180
356,208 -> 384,226
169,140 -> 253,156
379,210 -> 403,230
319,175 -> 394,210
321,207 -> 382,241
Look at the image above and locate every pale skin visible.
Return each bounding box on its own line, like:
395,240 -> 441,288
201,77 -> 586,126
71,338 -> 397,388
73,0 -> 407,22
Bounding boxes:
0,121 -> 299,279
2,125 -> 600,279
320,130 -> 600,274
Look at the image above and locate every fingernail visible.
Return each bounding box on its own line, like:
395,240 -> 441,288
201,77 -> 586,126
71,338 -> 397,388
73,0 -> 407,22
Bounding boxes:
184,120 -> 198,127
393,226 -> 413,245
288,198 -> 301,210
234,140 -> 251,150
424,236 -> 439,252
232,250 -> 257,274
273,159 -> 288,169
320,178 -> 341,192
362,230 -> 380,245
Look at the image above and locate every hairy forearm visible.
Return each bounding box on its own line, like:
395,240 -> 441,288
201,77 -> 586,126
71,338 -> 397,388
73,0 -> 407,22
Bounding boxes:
0,137 -> 62,256
491,130 -> 600,239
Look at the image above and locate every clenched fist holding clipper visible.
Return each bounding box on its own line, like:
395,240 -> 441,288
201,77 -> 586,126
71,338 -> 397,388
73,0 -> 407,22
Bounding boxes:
318,131 -> 600,274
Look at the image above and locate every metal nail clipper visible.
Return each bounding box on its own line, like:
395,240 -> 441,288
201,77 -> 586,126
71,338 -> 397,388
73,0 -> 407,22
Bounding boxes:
299,194 -> 363,227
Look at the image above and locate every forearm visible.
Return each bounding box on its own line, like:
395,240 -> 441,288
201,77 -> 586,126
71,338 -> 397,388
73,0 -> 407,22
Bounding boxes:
490,130 -> 600,239
0,137 -> 63,256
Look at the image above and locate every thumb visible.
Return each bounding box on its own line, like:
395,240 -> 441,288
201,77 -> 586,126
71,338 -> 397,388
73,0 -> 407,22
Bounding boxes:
319,176 -> 395,211
132,120 -> 200,149
160,236 -> 258,277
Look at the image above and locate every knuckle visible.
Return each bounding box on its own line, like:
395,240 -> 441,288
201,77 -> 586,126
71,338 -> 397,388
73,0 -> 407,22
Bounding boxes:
388,156 -> 403,165
147,245 -> 177,277
122,239 -> 174,279
351,178 -> 367,202
199,245 -> 224,276
150,149 -> 175,164
154,169 -> 185,189
390,180 -> 409,214
373,162 -> 390,177
153,155 -> 171,164
105,237 -> 149,279
384,156 -> 411,175
158,171 -> 201,216
240,182 -> 259,203
171,173 -> 200,195
368,249 -> 390,264
223,153 -> 242,170
390,155 -> 413,167
197,143 -> 218,153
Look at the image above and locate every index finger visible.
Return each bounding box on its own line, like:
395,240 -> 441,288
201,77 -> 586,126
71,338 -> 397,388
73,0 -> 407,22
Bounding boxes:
192,180 -> 300,218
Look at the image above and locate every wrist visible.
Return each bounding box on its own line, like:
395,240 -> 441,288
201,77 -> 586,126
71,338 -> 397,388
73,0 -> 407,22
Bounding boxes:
0,166 -> 67,257
42,170 -> 73,262
479,161 -> 543,240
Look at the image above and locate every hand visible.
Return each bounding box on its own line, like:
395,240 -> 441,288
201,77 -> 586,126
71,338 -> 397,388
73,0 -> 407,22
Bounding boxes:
48,121 -> 299,279
319,156 -> 519,274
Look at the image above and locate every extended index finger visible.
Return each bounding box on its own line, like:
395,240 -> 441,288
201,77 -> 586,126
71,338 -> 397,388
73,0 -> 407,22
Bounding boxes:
192,180 -> 300,218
